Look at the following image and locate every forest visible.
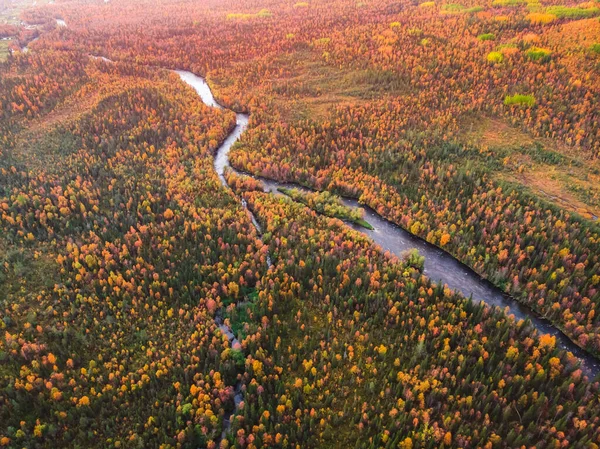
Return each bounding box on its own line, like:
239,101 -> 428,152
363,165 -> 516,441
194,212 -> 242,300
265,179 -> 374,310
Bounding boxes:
1,0 -> 600,447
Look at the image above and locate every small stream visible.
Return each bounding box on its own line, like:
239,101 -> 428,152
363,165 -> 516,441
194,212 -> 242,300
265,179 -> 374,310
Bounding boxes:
214,315 -> 244,442
176,71 -> 264,441
176,70 -> 600,379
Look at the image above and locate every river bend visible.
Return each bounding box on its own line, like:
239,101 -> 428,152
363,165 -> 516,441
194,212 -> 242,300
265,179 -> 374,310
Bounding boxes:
176,70 -> 600,379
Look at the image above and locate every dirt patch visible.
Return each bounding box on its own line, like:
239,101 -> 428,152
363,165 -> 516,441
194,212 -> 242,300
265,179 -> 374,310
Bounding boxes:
459,116 -> 534,149
500,168 -> 600,220
457,115 -> 579,156
459,115 -> 600,220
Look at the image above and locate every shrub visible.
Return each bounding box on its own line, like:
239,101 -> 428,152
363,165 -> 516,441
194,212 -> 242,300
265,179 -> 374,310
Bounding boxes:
487,51 -> 504,62
257,8 -> 273,17
313,37 -> 331,46
492,0 -> 525,7
545,5 -> 600,18
442,3 -> 464,11
419,1 -> 436,7
591,43 -> 600,54
227,8 -> 272,20
294,2 -> 309,7
526,46 -> 552,62
499,44 -> 519,56
478,33 -> 496,41
522,32 -> 540,44
402,249 -> 425,272
526,12 -> 557,23
504,93 -> 536,107
442,3 -> 484,13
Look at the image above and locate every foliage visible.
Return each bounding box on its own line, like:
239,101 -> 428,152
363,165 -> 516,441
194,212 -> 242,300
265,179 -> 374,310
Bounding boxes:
487,51 -> 504,63
492,0 -> 525,7
546,5 -> 600,18
477,33 -> 496,41
277,187 -> 373,229
441,3 -> 484,13
401,248 -> 425,272
226,9 -> 273,20
526,12 -> 558,23
2,0 -> 600,446
504,93 -> 536,106
526,46 -> 552,62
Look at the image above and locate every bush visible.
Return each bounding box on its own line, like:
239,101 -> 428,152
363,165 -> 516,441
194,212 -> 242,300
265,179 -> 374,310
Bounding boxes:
441,3 -> 483,13
257,8 -> 273,17
526,46 -> 552,62
402,249 -> 425,272
504,93 -> 536,107
226,8 -> 272,20
591,43 -> 600,54
313,37 -> 331,46
526,12 -> 557,23
545,5 -> 600,18
487,51 -> 504,63
442,3 -> 464,11
492,0 -> 525,7
478,33 -> 496,41
526,0 -> 542,11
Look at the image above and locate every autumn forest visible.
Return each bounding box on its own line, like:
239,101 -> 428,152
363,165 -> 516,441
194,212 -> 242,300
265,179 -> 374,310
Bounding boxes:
1,0 -> 600,447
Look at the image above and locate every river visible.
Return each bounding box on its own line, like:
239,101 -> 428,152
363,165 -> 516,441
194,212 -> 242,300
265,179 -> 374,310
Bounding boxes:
176,70 -> 600,379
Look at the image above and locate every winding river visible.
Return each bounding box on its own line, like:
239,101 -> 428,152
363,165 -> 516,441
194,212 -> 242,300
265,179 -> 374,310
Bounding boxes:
176,71 -> 600,379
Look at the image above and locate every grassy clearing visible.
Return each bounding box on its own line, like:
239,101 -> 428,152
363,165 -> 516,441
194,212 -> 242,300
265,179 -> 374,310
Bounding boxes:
0,40 -> 10,62
0,0 -> 53,25
499,168 -> 600,220
456,115 -> 600,219
264,50 -> 410,121
0,239 -> 60,307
